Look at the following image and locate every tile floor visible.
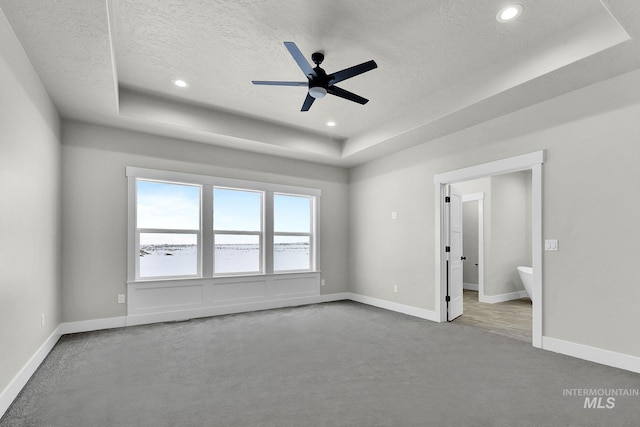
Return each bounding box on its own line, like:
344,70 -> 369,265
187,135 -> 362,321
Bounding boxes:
453,289 -> 532,342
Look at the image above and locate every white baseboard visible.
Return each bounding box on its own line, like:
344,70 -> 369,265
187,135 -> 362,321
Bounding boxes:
480,290 -> 528,304
53,292 -> 437,335
0,326 -> 62,418
321,292 -> 351,302
463,283 -> 478,291
60,316 -> 127,335
59,294 -> 350,334
542,336 -> 640,374
346,292 -> 439,322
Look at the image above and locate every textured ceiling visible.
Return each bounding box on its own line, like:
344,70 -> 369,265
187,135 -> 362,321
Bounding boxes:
112,0 -> 604,137
2,0 -> 640,166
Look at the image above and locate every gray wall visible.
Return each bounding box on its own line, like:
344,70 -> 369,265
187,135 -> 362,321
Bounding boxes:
61,121 -> 350,322
488,171 -> 531,296
0,11 -> 61,394
350,69 -> 640,358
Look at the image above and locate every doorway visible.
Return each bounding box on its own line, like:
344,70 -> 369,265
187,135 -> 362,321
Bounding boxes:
461,193 -> 484,299
434,151 -> 544,348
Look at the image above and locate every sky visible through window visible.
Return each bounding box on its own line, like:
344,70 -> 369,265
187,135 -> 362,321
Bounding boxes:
137,180 -> 200,244
214,188 -> 262,230
137,181 -> 311,244
274,193 -> 311,233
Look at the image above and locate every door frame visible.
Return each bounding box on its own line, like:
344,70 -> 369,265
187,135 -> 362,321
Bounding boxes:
434,151 -> 544,348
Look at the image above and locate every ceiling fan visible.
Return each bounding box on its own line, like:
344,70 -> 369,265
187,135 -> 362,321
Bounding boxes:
252,42 -> 377,112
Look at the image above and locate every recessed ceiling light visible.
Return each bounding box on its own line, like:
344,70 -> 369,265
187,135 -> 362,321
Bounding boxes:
326,121 -> 336,127
496,4 -> 523,22
173,79 -> 189,88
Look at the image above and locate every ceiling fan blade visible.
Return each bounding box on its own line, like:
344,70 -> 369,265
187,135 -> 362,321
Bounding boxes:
328,86 -> 369,105
284,42 -> 317,79
301,93 -> 315,111
329,60 -> 377,85
252,81 -> 308,86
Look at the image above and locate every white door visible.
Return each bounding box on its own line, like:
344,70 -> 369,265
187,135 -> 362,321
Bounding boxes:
446,185 -> 463,320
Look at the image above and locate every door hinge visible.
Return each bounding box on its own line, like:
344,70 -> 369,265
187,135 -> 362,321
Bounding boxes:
445,246 -> 450,252
445,295 -> 451,302
445,196 -> 451,203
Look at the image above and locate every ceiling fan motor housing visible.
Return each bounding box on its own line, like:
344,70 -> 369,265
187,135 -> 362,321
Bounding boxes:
311,51 -> 325,65
308,65 -> 332,97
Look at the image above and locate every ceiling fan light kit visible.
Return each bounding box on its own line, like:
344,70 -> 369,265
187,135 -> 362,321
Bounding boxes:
252,42 -> 377,111
308,86 -> 327,99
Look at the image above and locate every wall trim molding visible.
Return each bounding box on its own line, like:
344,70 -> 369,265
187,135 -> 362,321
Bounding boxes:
126,273 -> 322,320
463,282 -> 479,291
347,292 -> 439,322
321,292 -> 351,302
60,316 -> 127,335
0,326 -> 62,418
480,290 -> 528,304
542,336 -> 640,374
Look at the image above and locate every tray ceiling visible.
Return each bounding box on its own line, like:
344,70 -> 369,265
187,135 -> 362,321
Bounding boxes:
2,0 -> 640,165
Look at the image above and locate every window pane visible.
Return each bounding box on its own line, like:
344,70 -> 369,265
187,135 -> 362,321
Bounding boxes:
137,180 -> 200,230
139,233 -> 197,277
274,236 -> 310,271
214,188 -> 262,231
215,234 -> 260,274
274,194 -> 311,233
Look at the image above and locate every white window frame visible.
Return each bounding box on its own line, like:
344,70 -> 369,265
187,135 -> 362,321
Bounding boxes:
127,167 -> 321,283
273,193 -> 316,273
134,179 -> 202,281
213,186 -> 264,276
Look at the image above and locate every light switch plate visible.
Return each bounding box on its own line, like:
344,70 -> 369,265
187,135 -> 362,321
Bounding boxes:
545,239 -> 558,251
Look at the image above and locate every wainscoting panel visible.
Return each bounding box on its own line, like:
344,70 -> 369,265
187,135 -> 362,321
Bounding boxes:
133,283 -> 204,310
271,275 -> 318,298
127,273 -> 320,321
210,280 -> 267,304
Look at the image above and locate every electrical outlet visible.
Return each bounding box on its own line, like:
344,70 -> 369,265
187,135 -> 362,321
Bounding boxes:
393,285 -> 398,293
118,294 -> 126,304
41,313 -> 45,327
320,279 -> 326,287
391,211 -> 398,220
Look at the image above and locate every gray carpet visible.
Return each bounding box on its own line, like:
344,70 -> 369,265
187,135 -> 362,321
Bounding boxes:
2,301 -> 639,426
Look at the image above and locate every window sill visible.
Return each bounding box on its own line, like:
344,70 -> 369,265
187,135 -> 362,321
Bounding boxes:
127,270 -> 320,286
